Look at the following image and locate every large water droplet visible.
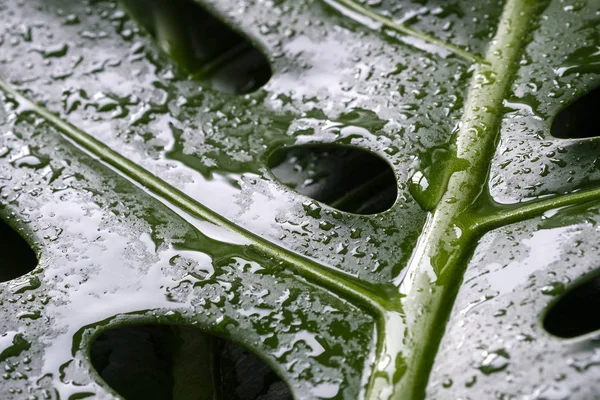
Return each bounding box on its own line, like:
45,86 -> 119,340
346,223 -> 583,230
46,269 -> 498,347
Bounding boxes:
12,154 -> 50,169
0,332 -> 31,362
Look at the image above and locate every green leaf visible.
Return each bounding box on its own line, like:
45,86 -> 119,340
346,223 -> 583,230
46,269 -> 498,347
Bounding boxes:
0,0 -> 599,399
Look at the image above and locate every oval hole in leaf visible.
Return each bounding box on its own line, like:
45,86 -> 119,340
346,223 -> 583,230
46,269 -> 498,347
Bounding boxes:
543,272 -> 600,338
0,219 -> 37,282
119,0 -> 272,94
551,86 -> 600,139
90,324 -> 292,400
268,145 -> 397,215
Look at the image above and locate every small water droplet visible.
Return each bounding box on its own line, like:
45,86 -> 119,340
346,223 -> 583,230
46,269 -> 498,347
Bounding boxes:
39,43 -> 69,58
442,378 -> 453,388
64,14 -> 80,25
477,349 -> 510,375
541,281 -> 566,296
303,200 -> 322,218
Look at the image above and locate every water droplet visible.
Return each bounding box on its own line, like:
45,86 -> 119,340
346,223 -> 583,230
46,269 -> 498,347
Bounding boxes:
0,333 -> 30,362
12,154 -> 50,169
541,281 -> 566,296
10,277 -> 41,294
303,201 -> 322,218
477,349 -> 510,375
64,14 -> 80,25
39,43 -> 69,58
17,310 -> 41,320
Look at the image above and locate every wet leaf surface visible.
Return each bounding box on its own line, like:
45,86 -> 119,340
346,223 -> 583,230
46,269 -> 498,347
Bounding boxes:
0,0 -> 599,399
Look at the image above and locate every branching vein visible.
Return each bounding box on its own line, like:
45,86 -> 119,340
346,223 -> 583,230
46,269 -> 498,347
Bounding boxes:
321,0 -> 486,63
0,77 -> 390,320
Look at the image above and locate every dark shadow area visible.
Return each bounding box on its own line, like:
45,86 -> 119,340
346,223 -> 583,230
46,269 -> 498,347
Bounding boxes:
119,0 -> 271,94
269,145 -> 397,215
544,272 -> 600,338
552,86 -> 600,139
0,219 -> 37,282
90,324 -> 292,400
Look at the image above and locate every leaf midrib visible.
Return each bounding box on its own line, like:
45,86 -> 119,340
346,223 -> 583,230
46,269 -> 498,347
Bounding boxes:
367,0 -> 556,398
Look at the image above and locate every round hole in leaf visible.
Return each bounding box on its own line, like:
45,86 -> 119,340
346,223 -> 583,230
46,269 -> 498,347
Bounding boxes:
0,219 -> 37,282
119,0 -> 272,95
543,272 -> 600,338
268,145 -> 397,215
90,324 -> 292,400
551,86 -> 600,139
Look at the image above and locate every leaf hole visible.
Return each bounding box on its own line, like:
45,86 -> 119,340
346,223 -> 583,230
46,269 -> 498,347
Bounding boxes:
119,0 -> 272,94
543,271 -> 600,338
0,219 -> 37,282
268,145 -> 397,215
90,324 -> 292,400
551,86 -> 600,139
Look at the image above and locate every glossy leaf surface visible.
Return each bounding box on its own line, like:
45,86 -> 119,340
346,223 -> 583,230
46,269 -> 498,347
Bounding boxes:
0,0 -> 599,399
